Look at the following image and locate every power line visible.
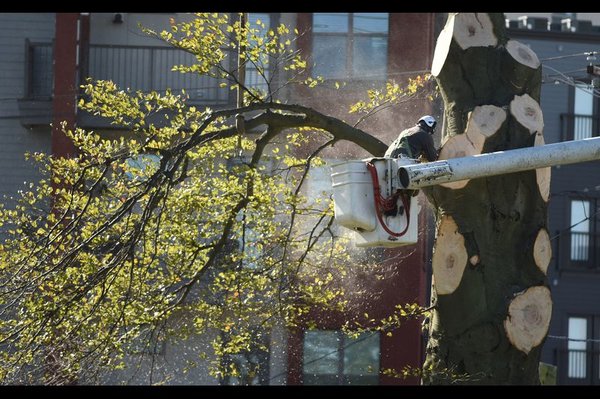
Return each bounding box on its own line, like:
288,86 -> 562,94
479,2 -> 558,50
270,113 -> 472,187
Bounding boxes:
548,335 -> 600,343
540,51 -> 600,62
550,194 -> 600,242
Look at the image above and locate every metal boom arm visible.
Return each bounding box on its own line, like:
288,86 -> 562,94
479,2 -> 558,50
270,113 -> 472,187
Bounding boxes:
398,137 -> 600,190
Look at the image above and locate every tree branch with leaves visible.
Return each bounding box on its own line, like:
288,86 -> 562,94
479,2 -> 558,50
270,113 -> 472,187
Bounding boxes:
0,12 -> 434,384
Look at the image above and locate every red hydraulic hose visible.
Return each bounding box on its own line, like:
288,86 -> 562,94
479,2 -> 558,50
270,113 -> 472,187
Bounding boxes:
366,161 -> 411,237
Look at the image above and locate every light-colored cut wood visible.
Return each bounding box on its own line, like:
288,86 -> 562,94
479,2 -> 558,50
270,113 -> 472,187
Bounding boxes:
504,286 -> 552,354
534,132 -> 551,202
432,13 -> 498,76
432,215 -> 468,295
510,94 -> 544,135
469,255 -> 480,266
533,228 -> 551,275
431,13 -> 456,77
438,134 -> 479,189
465,105 -> 507,151
506,40 -> 540,69
453,13 -> 498,50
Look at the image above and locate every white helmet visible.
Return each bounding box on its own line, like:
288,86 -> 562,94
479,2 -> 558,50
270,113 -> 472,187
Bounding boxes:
418,115 -> 437,131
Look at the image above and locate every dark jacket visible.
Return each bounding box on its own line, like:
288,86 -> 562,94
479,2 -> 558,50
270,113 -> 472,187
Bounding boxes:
385,125 -> 438,162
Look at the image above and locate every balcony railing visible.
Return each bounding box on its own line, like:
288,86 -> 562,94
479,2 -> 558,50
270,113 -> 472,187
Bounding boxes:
25,42 -> 271,105
87,44 -> 233,105
556,349 -> 600,384
560,113 -> 600,141
555,231 -> 600,272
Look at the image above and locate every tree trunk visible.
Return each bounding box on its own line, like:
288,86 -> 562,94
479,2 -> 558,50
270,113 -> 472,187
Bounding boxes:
422,13 -> 551,385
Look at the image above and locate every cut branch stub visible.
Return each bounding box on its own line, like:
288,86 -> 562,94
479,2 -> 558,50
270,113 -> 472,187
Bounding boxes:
510,94 -> 544,135
504,286 -> 552,354
534,132 -> 551,202
453,13 -> 498,50
465,104 -> 507,151
431,13 -> 455,77
432,215 -> 468,295
506,40 -> 540,70
436,105 -> 505,190
533,228 -> 552,275
431,13 -> 498,76
438,134 -> 478,189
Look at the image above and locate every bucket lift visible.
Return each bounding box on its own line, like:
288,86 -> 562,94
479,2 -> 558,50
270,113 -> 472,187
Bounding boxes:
331,157 -> 420,247
331,137 -> 600,248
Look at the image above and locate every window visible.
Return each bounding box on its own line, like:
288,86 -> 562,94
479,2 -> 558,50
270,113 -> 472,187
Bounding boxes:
234,209 -> 262,270
562,315 -> 600,384
568,317 -> 588,378
221,329 -> 270,385
226,157 -> 270,270
26,41 -> 53,99
570,199 -> 591,261
312,13 -> 388,80
245,13 -> 271,92
573,84 -> 595,140
303,330 -> 380,385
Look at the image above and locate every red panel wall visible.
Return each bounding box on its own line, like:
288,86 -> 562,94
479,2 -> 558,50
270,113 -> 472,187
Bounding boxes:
52,13 -> 80,159
287,13 -> 436,385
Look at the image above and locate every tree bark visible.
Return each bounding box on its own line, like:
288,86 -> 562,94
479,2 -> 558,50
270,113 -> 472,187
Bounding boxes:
422,13 -> 551,385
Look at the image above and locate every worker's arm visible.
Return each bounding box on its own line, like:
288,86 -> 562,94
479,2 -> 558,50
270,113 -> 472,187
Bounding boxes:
422,131 -> 438,162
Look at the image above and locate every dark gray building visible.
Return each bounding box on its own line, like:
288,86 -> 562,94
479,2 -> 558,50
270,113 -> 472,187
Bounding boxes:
509,13 -> 600,385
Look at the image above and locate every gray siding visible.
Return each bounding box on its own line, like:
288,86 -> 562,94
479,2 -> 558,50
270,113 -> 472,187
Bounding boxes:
0,13 -> 54,205
89,13 -> 191,46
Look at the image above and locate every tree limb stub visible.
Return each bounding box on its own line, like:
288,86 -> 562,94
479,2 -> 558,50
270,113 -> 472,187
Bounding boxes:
432,13 -> 498,77
453,13 -> 498,50
510,94 -> 544,135
504,286 -> 552,354
533,228 -> 551,275
465,104 -> 506,151
438,134 -> 479,190
437,106 -> 506,190
506,40 -> 540,70
432,215 -> 468,295
431,14 -> 455,77
534,132 -> 551,202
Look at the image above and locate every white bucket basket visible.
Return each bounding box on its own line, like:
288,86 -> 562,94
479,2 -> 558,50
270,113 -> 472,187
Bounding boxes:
331,157 -> 420,247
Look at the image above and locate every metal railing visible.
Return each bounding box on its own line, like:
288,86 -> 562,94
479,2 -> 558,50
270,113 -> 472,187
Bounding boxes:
87,44 -> 232,104
556,349 -> 600,384
25,42 -> 272,104
556,231 -> 600,271
560,113 -> 600,141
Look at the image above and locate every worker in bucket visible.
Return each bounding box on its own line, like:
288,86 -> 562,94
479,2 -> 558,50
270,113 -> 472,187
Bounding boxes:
385,115 -> 438,162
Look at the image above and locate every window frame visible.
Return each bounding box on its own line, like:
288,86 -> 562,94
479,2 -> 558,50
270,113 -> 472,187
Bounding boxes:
311,13 -> 389,81
562,313 -> 600,385
567,315 -> 590,379
569,198 -> 592,262
302,329 -> 381,385
244,13 -> 280,92
568,83 -> 599,140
